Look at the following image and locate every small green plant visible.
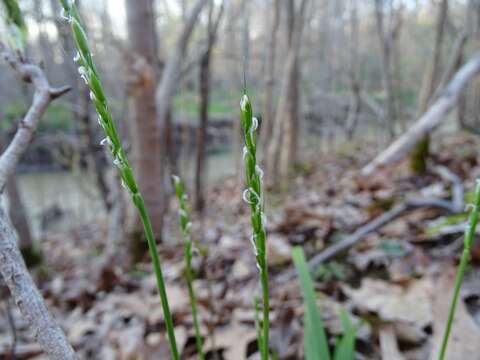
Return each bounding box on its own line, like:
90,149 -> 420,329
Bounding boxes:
292,247 -> 357,360
57,1 -> 179,358
438,180 -> 480,360
240,92 -> 270,359
172,175 -> 205,360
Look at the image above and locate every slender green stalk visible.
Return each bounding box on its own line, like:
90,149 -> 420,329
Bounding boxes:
57,1 -> 179,358
172,176 -> 205,360
439,180 -> 480,360
240,92 -> 270,359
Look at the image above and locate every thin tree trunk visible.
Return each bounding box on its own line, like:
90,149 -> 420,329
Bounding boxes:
194,1 -> 224,212
410,0 -> 448,173
267,0 -> 308,182
126,0 -> 164,254
261,0 -> 280,150
374,0 -> 397,138
346,0 -> 361,140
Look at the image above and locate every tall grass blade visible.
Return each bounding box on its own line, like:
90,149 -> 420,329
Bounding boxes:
57,1 -> 179,358
292,247 -> 331,360
333,309 -> 356,360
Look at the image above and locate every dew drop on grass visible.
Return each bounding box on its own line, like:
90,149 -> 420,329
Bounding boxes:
73,51 -> 80,63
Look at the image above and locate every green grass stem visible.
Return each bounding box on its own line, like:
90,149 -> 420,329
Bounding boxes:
172,176 -> 205,360
438,180 -> 480,360
57,1 -> 179,358
240,92 -> 270,359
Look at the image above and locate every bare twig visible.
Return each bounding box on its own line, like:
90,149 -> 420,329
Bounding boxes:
0,48 -> 70,191
278,166 -> 464,281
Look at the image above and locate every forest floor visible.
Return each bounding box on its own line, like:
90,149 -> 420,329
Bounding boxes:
2,133 -> 480,360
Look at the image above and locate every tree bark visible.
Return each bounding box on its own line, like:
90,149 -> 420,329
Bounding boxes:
267,0 -> 308,181
410,0 -> 448,173
362,52 -> 480,176
0,49 -> 75,360
261,0 -> 280,149
126,0 -> 164,241
374,0 -> 397,138
156,0 -> 208,172
194,1 -> 224,212
6,177 -> 32,248
345,0 -> 361,140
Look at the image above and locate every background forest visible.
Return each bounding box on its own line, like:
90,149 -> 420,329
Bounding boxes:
2,0 -> 480,359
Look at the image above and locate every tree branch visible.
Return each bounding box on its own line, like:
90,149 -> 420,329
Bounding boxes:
0,49 -> 76,359
0,208 -> 77,359
362,52 -> 480,176
0,48 -> 71,192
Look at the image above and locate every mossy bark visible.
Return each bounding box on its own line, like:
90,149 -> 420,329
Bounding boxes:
410,135 -> 430,173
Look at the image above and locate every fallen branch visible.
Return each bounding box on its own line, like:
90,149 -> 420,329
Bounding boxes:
362,52 -> 480,176
0,49 -> 75,359
278,166 -> 463,281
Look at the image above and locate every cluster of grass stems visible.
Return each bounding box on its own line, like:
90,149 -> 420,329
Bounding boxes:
12,1 -> 476,359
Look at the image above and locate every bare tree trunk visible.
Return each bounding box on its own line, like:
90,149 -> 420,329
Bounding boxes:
156,0 -> 208,175
362,52 -> 480,176
194,1 -> 224,212
345,0 -> 361,140
267,0 -> 308,182
261,0 -> 280,149
374,0 -> 397,138
126,0 -> 164,247
410,0 -> 448,173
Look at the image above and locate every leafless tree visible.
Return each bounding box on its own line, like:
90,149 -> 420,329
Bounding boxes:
194,0 -> 225,212
126,0 -> 165,246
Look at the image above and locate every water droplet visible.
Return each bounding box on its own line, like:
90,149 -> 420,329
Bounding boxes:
89,91 -> 96,101
73,51 -> 81,63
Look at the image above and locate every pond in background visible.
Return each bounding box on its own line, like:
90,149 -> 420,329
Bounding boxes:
15,149 -> 236,239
